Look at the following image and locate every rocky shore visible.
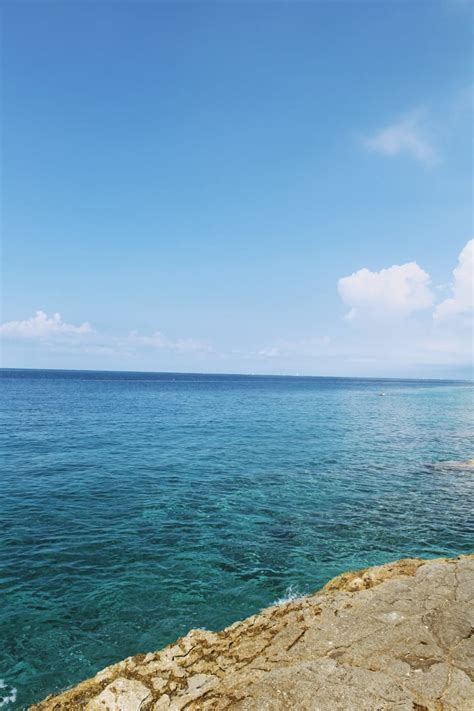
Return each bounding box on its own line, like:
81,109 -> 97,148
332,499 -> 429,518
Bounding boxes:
31,554 -> 473,710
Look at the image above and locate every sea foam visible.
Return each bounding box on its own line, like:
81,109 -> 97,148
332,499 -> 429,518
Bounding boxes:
273,584 -> 305,605
0,680 -> 17,708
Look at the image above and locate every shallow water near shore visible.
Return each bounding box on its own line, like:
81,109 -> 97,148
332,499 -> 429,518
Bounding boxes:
1,370 -> 473,709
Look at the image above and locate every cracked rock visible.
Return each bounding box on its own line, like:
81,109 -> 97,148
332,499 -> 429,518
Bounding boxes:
30,554 -> 474,711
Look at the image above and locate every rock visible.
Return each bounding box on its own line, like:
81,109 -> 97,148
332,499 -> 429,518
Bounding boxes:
85,678 -> 152,710
153,694 -> 170,710
30,554 -> 474,711
433,459 -> 474,470
185,674 -> 217,693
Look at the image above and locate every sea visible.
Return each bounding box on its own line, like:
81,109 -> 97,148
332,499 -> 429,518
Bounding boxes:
0,369 -> 473,709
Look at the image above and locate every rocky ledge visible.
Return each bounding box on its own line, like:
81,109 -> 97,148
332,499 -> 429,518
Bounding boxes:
31,554 -> 474,711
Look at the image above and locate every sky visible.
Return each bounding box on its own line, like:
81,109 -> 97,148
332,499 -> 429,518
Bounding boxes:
1,0 -> 473,378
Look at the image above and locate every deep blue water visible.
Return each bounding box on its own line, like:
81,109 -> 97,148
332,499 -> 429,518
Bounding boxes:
1,369 -> 473,709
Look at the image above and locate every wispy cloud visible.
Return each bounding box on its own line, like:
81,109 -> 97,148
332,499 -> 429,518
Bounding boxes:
363,112 -> 437,164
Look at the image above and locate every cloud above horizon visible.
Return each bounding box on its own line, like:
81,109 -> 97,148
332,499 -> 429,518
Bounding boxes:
1,241 -> 472,376
335,239 -> 473,374
364,112 -> 437,164
0,311 -> 93,340
254,240 -> 472,371
434,239 -> 473,321
0,312 -> 210,356
338,262 -> 434,320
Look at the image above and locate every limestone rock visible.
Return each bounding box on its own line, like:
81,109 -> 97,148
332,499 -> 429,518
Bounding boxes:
85,678 -> 152,710
30,554 -> 474,711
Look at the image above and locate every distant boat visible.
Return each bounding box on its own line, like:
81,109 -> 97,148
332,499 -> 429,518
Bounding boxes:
378,392 -> 386,396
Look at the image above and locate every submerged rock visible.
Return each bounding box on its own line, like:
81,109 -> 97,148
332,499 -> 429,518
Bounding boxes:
432,459 -> 474,471
30,554 -> 474,710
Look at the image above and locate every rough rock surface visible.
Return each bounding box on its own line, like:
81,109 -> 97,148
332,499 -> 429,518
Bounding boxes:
31,554 -> 474,711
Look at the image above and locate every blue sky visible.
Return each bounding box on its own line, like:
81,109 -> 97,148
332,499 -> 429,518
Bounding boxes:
1,0 -> 473,377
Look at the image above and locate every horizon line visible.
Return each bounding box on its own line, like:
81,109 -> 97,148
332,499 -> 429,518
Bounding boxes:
0,366 -> 471,384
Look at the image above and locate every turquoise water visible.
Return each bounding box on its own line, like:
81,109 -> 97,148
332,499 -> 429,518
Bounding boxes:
1,369 -> 473,709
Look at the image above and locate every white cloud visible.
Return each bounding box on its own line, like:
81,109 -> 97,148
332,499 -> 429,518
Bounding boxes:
434,239 -> 474,320
0,311 -> 92,340
338,262 -> 434,320
335,240 -> 473,375
0,312 -> 211,356
364,113 -> 437,164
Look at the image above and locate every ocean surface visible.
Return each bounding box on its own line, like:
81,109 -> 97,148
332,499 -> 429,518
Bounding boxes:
1,369 -> 473,709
